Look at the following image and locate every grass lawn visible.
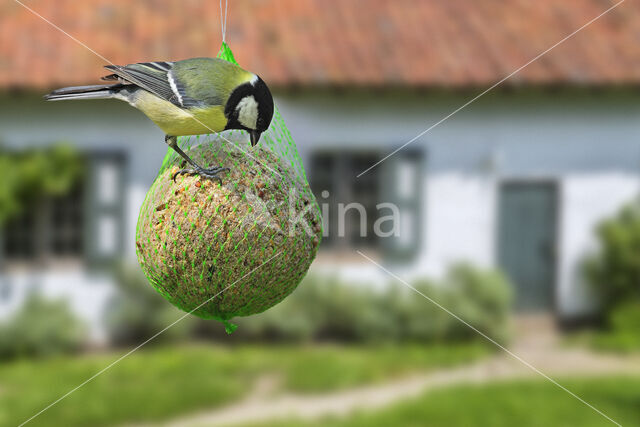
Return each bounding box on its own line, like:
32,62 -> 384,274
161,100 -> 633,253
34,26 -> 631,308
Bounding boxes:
0,342 -> 487,426
258,376 -> 640,427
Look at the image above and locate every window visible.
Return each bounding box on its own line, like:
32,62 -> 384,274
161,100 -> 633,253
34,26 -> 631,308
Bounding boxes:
3,184 -> 85,263
51,186 -> 85,256
310,150 -> 382,250
4,209 -> 37,260
1,150 -> 126,267
310,148 -> 423,260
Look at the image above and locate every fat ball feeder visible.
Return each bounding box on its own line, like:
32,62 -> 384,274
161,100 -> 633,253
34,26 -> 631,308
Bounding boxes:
45,23 -> 323,332
135,45 -> 322,333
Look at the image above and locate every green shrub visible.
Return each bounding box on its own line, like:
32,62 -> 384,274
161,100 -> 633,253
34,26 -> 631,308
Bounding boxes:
584,202 -> 640,351
385,279 -> 452,342
609,300 -> 640,332
105,262 -> 512,345
591,302 -> 640,352
585,202 -> 640,313
0,294 -> 86,360
238,275 -> 382,342
444,264 -> 513,344
240,263 -> 512,344
105,263 -> 195,346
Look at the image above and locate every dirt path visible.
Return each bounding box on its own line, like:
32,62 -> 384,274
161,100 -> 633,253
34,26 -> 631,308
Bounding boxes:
138,344 -> 640,427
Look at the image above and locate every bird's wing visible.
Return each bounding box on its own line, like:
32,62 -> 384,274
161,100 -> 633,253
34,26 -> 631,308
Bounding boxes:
103,58 -> 254,109
103,61 -> 196,108
171,58 -> 257,108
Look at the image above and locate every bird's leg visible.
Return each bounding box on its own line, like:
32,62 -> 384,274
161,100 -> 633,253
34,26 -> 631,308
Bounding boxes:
164,135 -> 229,183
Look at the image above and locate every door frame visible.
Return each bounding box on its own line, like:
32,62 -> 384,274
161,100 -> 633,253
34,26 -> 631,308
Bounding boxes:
495,179 -> 561,314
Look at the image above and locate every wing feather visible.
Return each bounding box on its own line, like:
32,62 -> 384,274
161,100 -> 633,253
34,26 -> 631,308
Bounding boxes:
102,58 -> 249,109
103,62 -> 184,107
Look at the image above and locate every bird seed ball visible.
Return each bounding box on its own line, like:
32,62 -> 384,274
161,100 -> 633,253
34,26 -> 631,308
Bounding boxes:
136,142 -> 322,331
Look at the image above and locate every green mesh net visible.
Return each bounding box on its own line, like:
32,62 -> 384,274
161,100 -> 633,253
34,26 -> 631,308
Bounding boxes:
135,43 -> 322,333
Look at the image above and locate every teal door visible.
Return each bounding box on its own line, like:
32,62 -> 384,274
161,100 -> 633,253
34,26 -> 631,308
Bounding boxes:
498,183 -> 557,311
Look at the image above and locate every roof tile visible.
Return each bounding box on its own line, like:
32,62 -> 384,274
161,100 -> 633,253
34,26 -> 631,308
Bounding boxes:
1,0 -> 639,87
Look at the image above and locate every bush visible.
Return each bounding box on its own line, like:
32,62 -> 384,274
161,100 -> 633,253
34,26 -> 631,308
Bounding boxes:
105,262 -> 512,345
583,202 -> 640,352
591,302 -> 640,352
237,275 -> 382,342
585,202 -> 640,313
609,300 -> 640,332
444,264 -> 513,344
105,263 -> 195,346
239,263 -> 512,344
0,294 -> 86,360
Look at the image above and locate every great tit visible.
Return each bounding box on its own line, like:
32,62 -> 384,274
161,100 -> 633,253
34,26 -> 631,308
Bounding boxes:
45,58 -> 274,180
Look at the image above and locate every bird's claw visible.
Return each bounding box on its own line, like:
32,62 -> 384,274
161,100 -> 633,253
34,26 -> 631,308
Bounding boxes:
172,166 -> 230,183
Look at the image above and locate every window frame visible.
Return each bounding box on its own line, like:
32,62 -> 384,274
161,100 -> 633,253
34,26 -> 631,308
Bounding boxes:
84,150 -> 127,268
0,148 -> 127,270
2,178 -> 86,269
310,148 -> 384,252
379,148 -> 424,262
309,146 -> 424,262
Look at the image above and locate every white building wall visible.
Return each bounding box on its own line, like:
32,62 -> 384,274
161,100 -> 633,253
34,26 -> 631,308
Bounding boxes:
420,172 -> 496,278
1,90 -> 639,323
315,170 -> 640,318
276,90 -> 640,317
412,171 -> 640,317
0,270 -> 115,345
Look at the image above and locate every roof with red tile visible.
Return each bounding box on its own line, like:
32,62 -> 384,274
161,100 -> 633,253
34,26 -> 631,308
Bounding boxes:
1,0 -> 640,88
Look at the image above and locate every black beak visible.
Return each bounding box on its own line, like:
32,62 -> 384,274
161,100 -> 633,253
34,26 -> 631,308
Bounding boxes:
250,131 -> 261,147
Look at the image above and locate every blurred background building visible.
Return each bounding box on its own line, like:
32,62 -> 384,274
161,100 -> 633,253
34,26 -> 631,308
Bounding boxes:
0,0 -> 639,344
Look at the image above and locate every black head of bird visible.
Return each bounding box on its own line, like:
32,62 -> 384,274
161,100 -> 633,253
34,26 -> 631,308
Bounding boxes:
224,75 -> 274,147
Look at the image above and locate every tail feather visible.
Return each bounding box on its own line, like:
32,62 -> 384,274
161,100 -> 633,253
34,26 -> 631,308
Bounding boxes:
44,83 -> 125,101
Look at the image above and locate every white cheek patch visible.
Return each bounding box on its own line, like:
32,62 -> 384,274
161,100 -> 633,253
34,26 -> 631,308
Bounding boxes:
236,95 -> 258,129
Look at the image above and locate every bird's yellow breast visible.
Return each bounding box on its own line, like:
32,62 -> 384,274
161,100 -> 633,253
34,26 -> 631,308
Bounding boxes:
133,90 -> 228,136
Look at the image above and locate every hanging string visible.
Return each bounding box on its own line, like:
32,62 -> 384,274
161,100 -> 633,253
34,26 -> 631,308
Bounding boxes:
219,0 -> 229,43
